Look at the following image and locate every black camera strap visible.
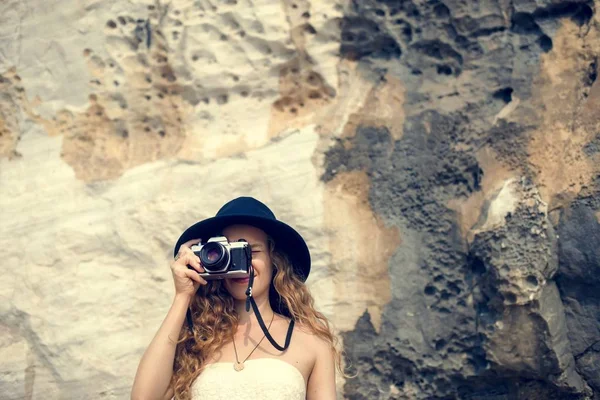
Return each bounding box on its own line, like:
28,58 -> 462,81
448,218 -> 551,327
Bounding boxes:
245,265 -> 294,351
185,266 -> 295,351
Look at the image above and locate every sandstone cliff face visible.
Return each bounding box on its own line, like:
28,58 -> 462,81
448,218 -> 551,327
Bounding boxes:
1,0 -> 599,399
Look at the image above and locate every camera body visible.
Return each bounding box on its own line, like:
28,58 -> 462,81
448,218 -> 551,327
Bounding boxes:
190,236 -> 252,279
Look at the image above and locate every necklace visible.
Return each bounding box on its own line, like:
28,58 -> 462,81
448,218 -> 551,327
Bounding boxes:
232,312 -> 275,371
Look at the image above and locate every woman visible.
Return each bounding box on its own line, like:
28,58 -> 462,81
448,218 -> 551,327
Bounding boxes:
131,197 -> 341,400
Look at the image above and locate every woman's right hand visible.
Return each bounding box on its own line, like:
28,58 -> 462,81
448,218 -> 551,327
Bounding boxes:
170,238 -> 207,299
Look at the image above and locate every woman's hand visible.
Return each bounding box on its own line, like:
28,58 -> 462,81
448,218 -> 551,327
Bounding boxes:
170,238 -> 207,299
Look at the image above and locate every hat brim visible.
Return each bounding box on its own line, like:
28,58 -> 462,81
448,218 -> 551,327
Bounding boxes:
173,215 -> 310,281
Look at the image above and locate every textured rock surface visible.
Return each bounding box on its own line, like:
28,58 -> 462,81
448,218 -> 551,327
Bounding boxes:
333,0 -> 600,399
1,0 -> 599,399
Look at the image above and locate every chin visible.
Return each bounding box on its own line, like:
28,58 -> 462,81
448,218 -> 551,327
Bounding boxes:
224,279 -> 269,301
224,279 -> 250,299
224,285 -> 246,300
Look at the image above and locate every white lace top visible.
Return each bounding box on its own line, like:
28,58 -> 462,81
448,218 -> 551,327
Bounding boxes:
191,358 -> 306,399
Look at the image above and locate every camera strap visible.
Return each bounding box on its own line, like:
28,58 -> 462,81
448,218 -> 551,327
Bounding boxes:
245,265 -> 294,351
184,266 -> 295,351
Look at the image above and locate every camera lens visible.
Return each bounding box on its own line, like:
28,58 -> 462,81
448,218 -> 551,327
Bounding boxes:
206,249 -> 221,263
200,242 -> 229,272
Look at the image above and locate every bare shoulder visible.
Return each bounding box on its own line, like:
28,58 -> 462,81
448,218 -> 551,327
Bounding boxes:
292,321 -> 315,339
297,322 -> 337,399
272,314 -> 332,355
293,322 -> 332,353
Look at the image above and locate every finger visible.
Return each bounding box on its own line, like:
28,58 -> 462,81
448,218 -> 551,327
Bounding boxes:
176,252 -> 203,272
185,269 -> 207,285
173,257 -> 197,273
192,254 -> 204,272
175,239 -> 202,260
173,264 -> 191,277
174,247 -> 190,261
175,245 -> 201,263
186,260 -> 204,273
174,267 -> 205,286
174,261 -> 203,279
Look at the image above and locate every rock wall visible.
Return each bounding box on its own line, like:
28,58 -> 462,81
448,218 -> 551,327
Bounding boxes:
1,0 -> 599,399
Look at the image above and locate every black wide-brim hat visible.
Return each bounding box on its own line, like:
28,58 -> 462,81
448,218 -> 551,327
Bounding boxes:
173,196 -> 311,281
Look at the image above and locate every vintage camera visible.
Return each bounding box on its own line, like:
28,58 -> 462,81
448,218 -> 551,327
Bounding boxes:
190,236 -> 252,279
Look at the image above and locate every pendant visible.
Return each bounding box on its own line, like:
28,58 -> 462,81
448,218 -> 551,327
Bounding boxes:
234,362 -> 244,371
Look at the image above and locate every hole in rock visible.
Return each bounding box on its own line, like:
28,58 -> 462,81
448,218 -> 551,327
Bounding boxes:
307,72 -> 320,85
587,59 -> 597,86
424,285 -> 436,295
380,37 -> 401,58
526,275 -> 539,287
402,26 -> 413,42
511,13 -> 540,34
434,3 -> 450,19
435,339 -> 447,351
538,35 -> 553,52
470,256 -> 486,275
504,292 -> 517,303
437,65 -> 452,75
572,4 -> 593,26
493,87 -> 513,103
447,281 -> 462,295
217,94 -> 229,104
304,24 -> 317,34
